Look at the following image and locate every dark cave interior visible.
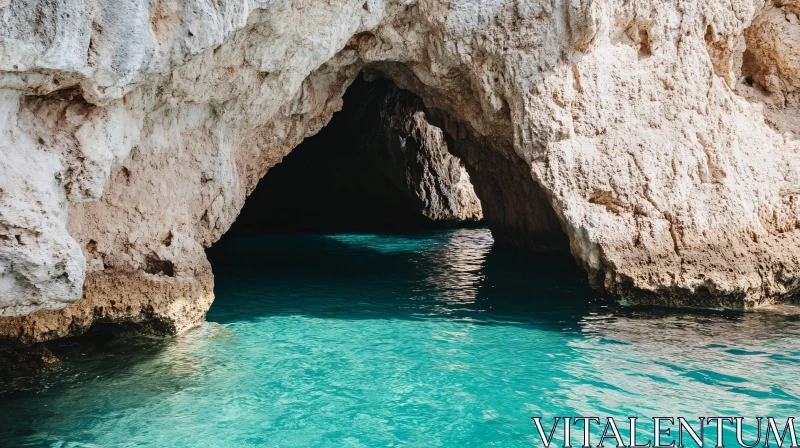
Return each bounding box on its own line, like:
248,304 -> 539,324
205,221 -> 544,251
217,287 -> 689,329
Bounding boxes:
226,75 -> 484,236
224,73 -> 570,257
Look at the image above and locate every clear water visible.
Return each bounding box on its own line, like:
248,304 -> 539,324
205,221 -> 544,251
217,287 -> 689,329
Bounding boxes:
2,228 -> 800,447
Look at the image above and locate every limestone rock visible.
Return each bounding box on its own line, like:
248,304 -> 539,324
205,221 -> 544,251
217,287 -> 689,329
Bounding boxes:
345,76 -> 483,225
0,0 -> 799,342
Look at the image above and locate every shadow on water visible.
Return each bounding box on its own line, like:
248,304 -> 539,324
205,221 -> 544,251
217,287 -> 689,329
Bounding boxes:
4,228 -> 800,402
205,228 -> 800,342
2,228 -> 800,446
205,228 -> 605,332
0,227 -> 606,400
0,323 -> 240,445
0,326 -> 176,442
0,324 -> 174,396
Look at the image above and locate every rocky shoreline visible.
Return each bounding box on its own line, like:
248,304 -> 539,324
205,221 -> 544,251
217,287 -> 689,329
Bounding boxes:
1,0 -> 799,346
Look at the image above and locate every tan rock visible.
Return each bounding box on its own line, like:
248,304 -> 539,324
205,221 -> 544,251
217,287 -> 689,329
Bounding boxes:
0,0 -> 799,342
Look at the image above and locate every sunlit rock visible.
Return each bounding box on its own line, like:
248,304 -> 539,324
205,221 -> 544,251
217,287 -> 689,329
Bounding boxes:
1,0 -> 799,342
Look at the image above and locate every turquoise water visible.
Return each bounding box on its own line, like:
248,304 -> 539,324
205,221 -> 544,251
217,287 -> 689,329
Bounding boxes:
2,228 -> 800,447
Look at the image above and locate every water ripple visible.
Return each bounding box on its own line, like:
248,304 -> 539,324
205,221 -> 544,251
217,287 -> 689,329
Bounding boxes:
1,229 -> 799,447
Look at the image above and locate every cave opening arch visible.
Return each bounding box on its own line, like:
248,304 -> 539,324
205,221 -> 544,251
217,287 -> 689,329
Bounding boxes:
220,71 -> 571,256
0,68 -> 576,347
202,71 -> 583,344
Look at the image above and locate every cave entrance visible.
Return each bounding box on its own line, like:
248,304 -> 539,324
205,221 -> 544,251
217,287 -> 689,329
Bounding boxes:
220,73 -> 569,256
226,75 -> 484,236
205,73 -> 577,324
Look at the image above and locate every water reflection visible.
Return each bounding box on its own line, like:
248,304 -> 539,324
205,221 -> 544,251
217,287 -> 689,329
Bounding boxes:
320,228 -> 598,326
568,307 -> 800,417
580,306 -> 800,346
417,228 -> 492,309
1,228 -> 799,447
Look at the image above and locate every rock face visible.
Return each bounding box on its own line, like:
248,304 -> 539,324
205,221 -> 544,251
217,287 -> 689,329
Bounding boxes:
229,75 -> 482,234
1,0 -> 800,342
344,75 -> 484,225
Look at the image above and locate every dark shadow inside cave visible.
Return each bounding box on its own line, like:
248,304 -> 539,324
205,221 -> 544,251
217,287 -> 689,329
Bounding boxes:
226,74 -> 485,235
223,72 -> 570,256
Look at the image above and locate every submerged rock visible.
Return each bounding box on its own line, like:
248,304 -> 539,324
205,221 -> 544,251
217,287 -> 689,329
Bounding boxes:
0,0 -> 799,342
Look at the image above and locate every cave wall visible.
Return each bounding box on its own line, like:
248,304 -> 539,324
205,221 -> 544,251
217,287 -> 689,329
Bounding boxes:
435,115 -> 570,254
228,75 -> 482,234
1,0 -> 800,342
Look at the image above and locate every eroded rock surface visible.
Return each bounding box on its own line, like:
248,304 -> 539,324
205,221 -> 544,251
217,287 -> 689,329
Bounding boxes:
343,75 -> 483,225
1,0 -> 800,342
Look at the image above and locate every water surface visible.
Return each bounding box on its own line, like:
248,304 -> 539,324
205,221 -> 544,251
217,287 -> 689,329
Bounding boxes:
1,228 -> 799,446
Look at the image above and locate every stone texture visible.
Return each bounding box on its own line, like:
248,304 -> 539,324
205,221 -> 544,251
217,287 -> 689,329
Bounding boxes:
345,75 -> 483,225
0,268 -> 214,345
0,0 -> 799,342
